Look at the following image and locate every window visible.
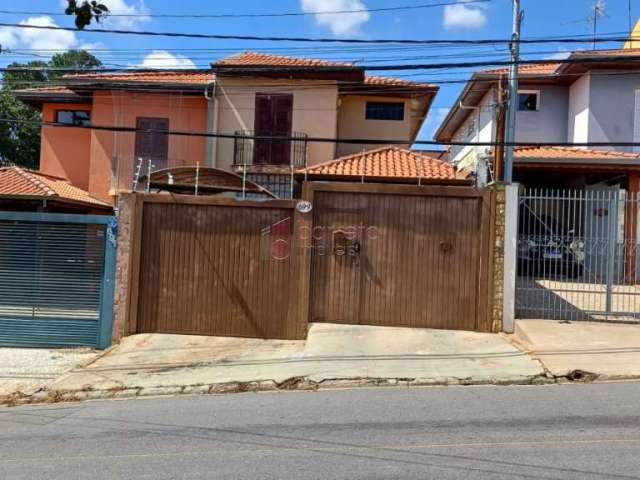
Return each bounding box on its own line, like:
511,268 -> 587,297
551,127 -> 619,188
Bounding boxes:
55,110 -> 91,126
134,117 -> 169,170
365,101 -> 405,121
518,91 -> 540,111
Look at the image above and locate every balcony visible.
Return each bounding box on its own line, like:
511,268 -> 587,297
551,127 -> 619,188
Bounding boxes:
233,130 -> 308,170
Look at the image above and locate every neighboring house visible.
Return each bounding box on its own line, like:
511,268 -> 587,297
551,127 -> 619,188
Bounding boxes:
434,48 -> 640,195
16,52 -> 438,202
0,166 -> 112,214
297,146 -> 466,185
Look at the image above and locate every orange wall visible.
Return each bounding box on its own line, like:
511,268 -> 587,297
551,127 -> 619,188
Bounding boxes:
89,91 -> 208,202
40,103 -> 92,190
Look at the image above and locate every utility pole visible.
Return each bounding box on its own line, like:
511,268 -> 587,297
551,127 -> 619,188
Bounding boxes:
503,0 -> 523,184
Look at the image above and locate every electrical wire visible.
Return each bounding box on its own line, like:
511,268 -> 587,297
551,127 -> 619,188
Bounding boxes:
1,117 -> 640,149
0,1 -> 491,19
1,21 -> 639,46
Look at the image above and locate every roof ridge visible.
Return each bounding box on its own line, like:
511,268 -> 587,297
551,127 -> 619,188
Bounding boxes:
299,146 -> 404,172
12,167 -> 56,197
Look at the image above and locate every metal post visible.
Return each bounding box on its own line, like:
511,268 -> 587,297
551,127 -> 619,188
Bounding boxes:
605,190 -> 618,316
503,0 -> 522,183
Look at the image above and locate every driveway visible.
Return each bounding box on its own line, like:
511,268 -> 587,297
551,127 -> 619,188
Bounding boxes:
47,323 -> 544,398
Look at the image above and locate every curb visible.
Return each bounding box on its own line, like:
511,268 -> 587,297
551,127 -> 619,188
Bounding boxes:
1,373 -> 556,406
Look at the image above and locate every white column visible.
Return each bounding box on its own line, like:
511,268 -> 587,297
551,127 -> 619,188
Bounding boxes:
502,183 -> 520,333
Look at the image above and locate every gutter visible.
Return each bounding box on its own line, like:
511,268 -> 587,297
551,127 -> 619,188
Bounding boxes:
204,81 -> 219,167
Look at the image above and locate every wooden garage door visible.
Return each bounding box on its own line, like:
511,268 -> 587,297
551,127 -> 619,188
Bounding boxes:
135,198 -> 305,339
309,184 -> 491,331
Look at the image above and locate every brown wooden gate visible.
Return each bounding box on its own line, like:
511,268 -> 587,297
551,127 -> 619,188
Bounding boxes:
128,195 -> 307,340
306,183 -> 493,332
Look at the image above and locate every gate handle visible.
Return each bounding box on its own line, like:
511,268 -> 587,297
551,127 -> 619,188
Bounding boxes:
439,241 -> 453,254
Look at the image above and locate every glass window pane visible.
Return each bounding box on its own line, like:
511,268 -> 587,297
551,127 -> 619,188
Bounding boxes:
56,111 -> 74,124
365,102 -> 405,121
518,93 -> 538,111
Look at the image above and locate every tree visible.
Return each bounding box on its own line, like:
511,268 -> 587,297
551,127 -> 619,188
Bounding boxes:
0,51 -> 102,168
65,1 -> 110,30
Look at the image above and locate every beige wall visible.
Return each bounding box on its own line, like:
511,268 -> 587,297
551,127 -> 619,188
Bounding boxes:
214,77 -> 339,168
336,95 -> 412,157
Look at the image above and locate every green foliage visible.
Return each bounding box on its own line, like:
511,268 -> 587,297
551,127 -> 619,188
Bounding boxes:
0,51 -> 102,169
65,1 -> 110,30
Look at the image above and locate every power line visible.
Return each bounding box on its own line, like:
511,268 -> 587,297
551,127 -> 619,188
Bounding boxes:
1,21 -> 638,45
2,116 -> 640,149
3,54 -> 640,73
0,1 -> 491,19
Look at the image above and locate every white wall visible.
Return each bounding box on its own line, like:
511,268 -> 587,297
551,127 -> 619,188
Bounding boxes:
515,85 -> 569,144
449,89 -> 496,170
568,74 -> 591,146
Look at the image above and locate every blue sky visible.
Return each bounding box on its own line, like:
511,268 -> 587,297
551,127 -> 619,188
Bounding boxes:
1,0 -> 638,140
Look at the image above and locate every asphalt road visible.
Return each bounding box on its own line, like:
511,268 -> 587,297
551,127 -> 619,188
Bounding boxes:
1,383 -> 640,479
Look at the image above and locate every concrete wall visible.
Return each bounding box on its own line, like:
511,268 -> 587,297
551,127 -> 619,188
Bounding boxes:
515,85 -> 569,144
215,77 -> 339,168
587,72 -> 640,153
40,102 -> 92,190
335,95 -> 412,157
449,89 -> 496,171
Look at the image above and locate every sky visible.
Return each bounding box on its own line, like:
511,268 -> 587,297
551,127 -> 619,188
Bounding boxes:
0,0 -> 638,141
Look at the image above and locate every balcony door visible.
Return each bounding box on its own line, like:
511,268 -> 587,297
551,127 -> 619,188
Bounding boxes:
135,117 -> 169,170
254,93 -> 293,165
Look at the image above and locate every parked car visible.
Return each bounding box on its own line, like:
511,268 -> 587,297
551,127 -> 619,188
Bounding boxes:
517,204 -> 585,278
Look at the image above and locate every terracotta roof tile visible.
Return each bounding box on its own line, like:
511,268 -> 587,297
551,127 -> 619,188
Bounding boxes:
364,75 -> 435,88
215,51 -> 355,68
515,146 -> 640,161
0,167 -> 111,208
15,85 -> 77,94
482,63 -> 559,75
299,147 -> 457,180
64,71 -> 215,85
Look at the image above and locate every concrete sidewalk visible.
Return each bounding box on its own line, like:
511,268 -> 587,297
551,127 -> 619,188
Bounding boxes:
0,348 -> 100,400
512,319 -> 640,379
31,323 -> 544,402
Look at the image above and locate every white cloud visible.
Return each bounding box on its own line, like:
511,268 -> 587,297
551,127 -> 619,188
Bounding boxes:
549,49 -> 570,60
443,0 -> 488,31
139,50 -> 196,69
421,107 -> 451,141
300,0 -> 370,36
58,0 -> 151,29
0,16 -> 78,53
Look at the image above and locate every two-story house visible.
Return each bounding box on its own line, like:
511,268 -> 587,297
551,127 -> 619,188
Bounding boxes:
16,51 -> 438,202
434,48 -> 640,195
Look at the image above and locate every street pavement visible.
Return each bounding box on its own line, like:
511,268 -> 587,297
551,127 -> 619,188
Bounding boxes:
1,382 -> 640,479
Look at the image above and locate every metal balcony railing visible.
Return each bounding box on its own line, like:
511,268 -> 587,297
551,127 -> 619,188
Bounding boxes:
233,130 -> 308,168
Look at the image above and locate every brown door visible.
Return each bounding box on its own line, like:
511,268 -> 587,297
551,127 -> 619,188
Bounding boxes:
254,94 -> 293,165
310,189 -> 485,331
135,117 -> 169,170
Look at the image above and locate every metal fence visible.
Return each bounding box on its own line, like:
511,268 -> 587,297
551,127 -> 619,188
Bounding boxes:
0,212 -> 116,348
515,188 -> 639,323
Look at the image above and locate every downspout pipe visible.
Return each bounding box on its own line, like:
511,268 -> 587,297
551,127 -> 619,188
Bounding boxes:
204,81 -> 218,168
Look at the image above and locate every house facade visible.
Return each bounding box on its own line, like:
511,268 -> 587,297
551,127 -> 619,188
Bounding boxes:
17,52 -> 437,202
434,49 -> 640,193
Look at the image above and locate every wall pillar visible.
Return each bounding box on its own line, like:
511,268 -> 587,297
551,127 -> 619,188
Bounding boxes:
487,182 -> 519,333
111,193 -> 138,343
502,184 -> 519,333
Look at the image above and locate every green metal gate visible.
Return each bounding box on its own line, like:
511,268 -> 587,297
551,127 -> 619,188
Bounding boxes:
0,212 -> 116,349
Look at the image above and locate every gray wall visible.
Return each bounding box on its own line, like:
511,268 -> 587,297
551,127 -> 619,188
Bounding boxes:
515,85 -> 569,144
587,73 -> 640,152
